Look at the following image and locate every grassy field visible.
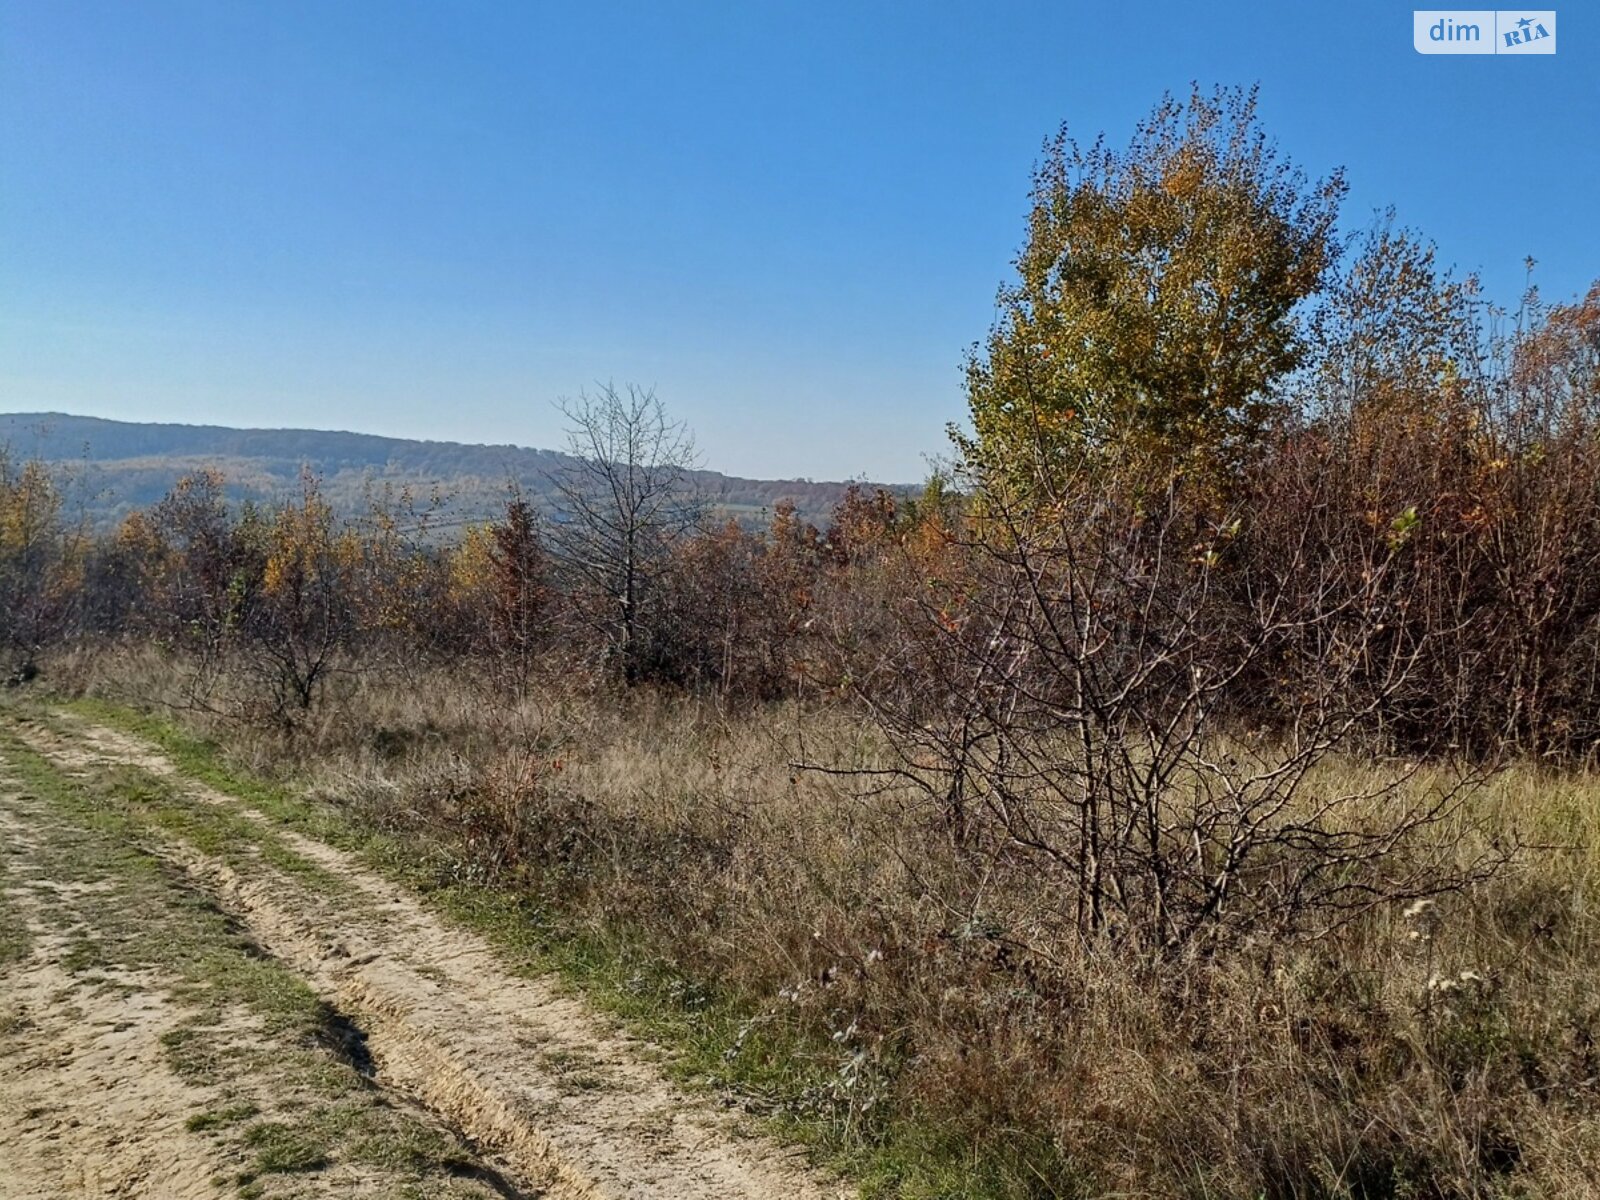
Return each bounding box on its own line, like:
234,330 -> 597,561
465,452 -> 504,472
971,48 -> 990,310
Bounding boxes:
11,643 -> 1595,1199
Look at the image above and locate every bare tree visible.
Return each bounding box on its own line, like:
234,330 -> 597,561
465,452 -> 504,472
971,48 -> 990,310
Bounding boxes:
819,458 -> 1503,954
547,384 -> 702,682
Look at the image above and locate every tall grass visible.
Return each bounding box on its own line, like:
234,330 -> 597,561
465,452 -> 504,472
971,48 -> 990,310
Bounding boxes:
38,642 -> 1600,1198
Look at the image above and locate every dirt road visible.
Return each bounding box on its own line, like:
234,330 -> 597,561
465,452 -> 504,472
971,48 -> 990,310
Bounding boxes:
0,708 -> 846,1200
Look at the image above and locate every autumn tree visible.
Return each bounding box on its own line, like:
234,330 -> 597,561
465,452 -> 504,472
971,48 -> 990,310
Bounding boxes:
347,482 -> 456,667
823,484 -> 900,566
1290,249 -> 1600,757
965,85 -> 1346,499
242,471 -> 359,718
0,451 -> 78,681
453,495 -> 553,694
130,471 -> 247,646
649,501 -> 828,699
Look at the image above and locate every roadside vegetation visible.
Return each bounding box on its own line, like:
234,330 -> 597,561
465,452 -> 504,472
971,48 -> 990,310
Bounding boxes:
6,86 -> 1600,1197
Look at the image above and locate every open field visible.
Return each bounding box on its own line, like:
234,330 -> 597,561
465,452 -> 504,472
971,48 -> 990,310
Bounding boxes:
0,699 -> 845,1199
2,649 -> 1598,1198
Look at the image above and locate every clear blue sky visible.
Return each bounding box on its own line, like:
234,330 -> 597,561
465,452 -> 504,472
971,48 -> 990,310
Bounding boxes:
2,2 -> 1595,481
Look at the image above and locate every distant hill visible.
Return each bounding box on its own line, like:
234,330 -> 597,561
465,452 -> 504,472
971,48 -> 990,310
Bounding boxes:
0,412 -> 884,530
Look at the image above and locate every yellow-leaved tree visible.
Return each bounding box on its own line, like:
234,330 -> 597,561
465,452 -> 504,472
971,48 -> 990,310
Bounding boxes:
964,85 -> 1346,502
0,451 -> 79,680
246,471 -> 359,717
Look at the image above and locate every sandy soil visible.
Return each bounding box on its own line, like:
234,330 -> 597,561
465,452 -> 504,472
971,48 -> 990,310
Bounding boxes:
0,790 -> 239,1199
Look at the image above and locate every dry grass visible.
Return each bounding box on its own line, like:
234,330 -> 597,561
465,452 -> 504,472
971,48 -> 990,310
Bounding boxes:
46,642 -> 1600,1198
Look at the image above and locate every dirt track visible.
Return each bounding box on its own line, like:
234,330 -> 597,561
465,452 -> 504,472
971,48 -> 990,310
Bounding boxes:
0,795 -> 245,1199
0,710 -> 846,1200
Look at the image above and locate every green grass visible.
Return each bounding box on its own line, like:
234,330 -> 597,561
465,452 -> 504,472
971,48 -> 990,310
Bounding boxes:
63,697 -> 379,854
242,1122 -> 330,1173
0,862 -> 30,968
186,1101 -> 262,1133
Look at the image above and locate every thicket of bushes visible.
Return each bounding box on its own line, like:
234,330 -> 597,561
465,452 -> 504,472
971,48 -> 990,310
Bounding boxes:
8,86 -> 1600,1196
8,267 -> 1600,764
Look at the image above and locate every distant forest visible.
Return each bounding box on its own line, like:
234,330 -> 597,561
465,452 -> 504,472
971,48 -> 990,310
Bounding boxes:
0,412 -> 879,529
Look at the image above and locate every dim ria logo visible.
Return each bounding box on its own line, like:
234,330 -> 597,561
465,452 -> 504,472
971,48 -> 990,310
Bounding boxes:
1414,10 -> 1556,53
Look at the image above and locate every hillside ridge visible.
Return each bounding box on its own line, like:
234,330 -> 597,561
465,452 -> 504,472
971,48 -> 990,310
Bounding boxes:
0,411 -> 883,525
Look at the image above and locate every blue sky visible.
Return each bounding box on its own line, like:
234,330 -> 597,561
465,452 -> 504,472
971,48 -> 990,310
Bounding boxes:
1,2 -> 1595,481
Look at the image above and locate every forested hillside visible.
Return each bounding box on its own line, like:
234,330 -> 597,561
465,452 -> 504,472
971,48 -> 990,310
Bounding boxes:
0,411 -> 870,526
